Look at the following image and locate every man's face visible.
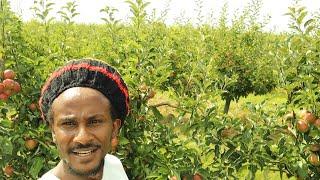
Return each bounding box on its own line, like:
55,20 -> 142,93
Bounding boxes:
50,87 -> 121,176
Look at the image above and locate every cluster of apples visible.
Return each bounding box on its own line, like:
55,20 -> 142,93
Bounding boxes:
309,144 -> 320,166
296,110 -> 320,167
0,69 -> 21,101
285,110 -> 320,166
295,110 -> 320,133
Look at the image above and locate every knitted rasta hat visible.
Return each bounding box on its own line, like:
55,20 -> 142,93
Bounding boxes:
39,58 -> 130,124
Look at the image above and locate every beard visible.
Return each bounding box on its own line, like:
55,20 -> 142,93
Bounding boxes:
63,159 -> 104,177
61,142 -> 104,177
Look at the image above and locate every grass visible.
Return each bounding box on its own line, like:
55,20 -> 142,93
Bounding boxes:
230,88 -> 287,113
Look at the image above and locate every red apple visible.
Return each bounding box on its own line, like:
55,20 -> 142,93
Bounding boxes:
0,83 -> 4,93
170,176 -> 178,180
299,109 -> 309,118
310,144 -> 320,152
146,90 -> 156,99
3,89 -> 12,96
193,173 -> 203,180
3,79 -> 15,89
25,139 -> 39,150
304,112 -> 316,124
12,81 -> 21,93
296,120 -> 309,133
29,103 -> 38,112
3,165 -> 14,176
3,69 -> 15,79
309,153 -> 320,166
314,119 -> 320,128
0,93 -> 9,101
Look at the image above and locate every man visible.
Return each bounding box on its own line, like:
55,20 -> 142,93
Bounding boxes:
38,59 -> 129,180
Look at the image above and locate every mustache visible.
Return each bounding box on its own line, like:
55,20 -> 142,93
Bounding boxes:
68,143 -> 101,153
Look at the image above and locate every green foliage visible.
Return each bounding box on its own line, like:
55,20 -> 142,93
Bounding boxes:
0,0 -> 320,179
278,4 -> 320,112
100,5 -> 119,25
212,4 -> 278,113
285,6 -> 316,34
125,0 -> 150,28
58,1 -> 79,25
30,0 -> 55,25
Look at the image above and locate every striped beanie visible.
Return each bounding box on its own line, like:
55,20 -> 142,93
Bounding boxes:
39,58 -> 130,124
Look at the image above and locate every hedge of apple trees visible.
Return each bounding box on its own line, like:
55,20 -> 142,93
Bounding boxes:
1,0 -> 320,179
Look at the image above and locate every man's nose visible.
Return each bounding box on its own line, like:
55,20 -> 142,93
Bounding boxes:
73,125 -> 93,144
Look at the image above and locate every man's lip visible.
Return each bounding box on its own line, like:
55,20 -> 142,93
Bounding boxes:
71,148 -> 99,157
72,147 -> 99,153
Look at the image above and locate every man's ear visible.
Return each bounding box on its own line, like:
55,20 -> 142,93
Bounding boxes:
112,119 -> 122,139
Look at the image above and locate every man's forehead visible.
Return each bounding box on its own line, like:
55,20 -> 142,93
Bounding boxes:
57,87 -> 107,100
51,87 -> 111,116
51,87 -> 110,109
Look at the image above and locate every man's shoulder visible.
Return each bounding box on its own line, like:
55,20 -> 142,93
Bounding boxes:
38,169 -> 59,180
105,154 -> 122,164
103,154 -> 128,180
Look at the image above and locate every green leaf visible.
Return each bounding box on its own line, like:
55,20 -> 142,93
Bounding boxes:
46,2 -> 55,8
297,161 -> 308,178
288,7 -> 296,13
158,147 -> 166,155
289,25 -> 301,32
119,136 -> 129,145
1,138 -> 13,155
101,18 -> 109,23
297,6 -> 306,14
71,13 -> 79,18
1,108 -> 8,114
303,18 -> 314,28
58,11 -> 67,16
141,2 -> 150,10
29,157 -> 44,178
297,11 -> 307,25
305,25 -> 315,34
184,141 -> 200,154
150,106 -> 163,119
0,119 -> 12,128
201,151 -> 214,168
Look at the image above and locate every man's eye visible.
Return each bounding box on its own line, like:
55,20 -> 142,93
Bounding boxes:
62,121 -> 76,126
89,119 -> 102,125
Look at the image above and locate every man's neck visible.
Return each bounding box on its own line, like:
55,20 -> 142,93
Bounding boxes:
52,160 -> 103,180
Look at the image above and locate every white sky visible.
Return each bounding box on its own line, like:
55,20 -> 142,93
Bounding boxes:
8,0 -> 320,32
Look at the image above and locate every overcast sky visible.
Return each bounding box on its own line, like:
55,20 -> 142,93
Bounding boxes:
8,0 -> 320,32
